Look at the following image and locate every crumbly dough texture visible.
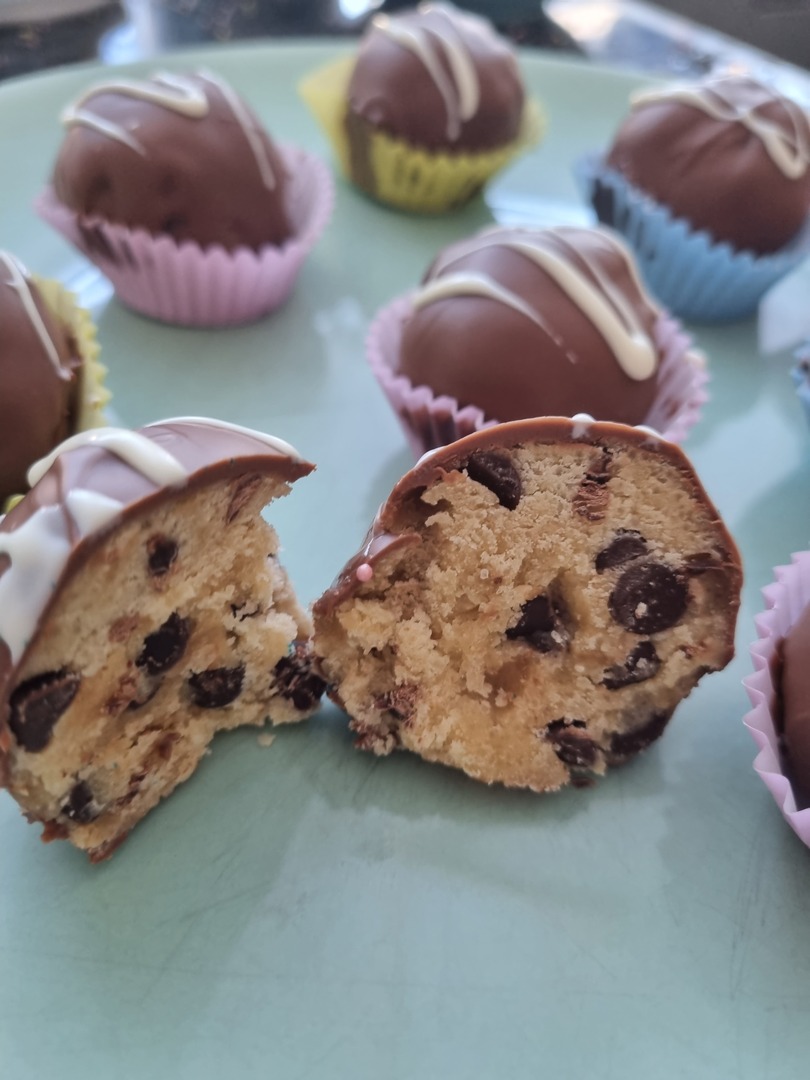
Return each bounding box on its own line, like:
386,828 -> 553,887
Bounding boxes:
315,435 -> 740,791
3,473 -> 320,860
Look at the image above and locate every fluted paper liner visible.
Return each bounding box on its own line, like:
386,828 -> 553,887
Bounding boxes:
3,277 -> 109,512
299,55 -> 543,214
367,290 -> 709,456
743,553 -> 810,845
577,155 -> 810,323
36,145 -> 334,327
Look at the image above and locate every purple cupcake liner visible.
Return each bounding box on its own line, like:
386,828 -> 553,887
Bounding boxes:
576,154 -> 810,324
743,553 -> 810,846
367,290 -> 709,457
35,145 -> 334,328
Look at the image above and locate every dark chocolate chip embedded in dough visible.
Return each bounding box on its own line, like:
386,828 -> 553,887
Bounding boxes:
188,664 -> 245,708
595,530 -> 648,573
373,683 -> 418,722
465,450 -> 522,510
609,710 -> 672,759
507,593 -> 570,653
272,643 -> 326,712
544,719 -> 598,768
8,670 -> 81,753
62,780 -> 100,824
136,612 -> 190,675
602,641 -> 661,690
146,535 -> 178,576
609,561 -> 688,634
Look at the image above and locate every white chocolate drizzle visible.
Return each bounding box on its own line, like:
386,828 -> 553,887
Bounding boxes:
0,506 -> 72,663
631,78 -> 810,180
148,417 -> 301,461
197,70 -> 278,190
61,72 -> 208,155
0,251 -> 63,376
61,70 -> 278,189
28,428 -> 188,489
415,227 -> 658,381
371,1 -> 506,142
1,419 -> 300,666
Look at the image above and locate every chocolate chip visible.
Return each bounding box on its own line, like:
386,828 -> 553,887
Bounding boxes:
272,643 -> 326,712
373,683 -> 418,722
62,780 -> 100,824
544,719 -> 598,768
188,664 -> 245,708
136,612 -> 190,675
573,450 -> 614,521
465,450 -> 522,510
147,535 -> 178,576
595,530 -> 648,572
602,641 -> 661,690
609,710 -> 672,759
8,670 -> 81,753
226,474 -> 263,524
506,593 -> 570,652
609,561 -> 688,634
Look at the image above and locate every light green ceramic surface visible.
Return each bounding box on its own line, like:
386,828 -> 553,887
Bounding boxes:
1,43 -> 810,1080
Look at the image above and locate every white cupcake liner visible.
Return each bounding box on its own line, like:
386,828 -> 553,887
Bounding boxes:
576,154 -> 810,324
743,553 -> 810,846
35,145 -> 334,327
367,290 -> 709,457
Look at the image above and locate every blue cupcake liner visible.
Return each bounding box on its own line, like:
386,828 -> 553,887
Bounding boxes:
792,343 -> 810,426
575,154 -> 810,324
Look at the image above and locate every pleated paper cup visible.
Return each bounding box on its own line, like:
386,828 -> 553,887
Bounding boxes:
36,145 -> 334,328
576,154 -> 810,324
367,290 -> 708,457
744,553 -> 810,847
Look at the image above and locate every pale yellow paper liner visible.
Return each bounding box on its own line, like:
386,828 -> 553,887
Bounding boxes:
299,55 -> 544,213
3,279 -> 108,512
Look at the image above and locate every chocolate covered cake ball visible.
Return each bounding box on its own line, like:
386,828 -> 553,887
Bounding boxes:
314,418 -> 742,792
347,2 -> 525,155
53,70 -> 292,250
397,225 -> 665,427
0,252 -> 86,505
779,601 -> 810,809
0,419 -> 323,861
602,75 -> 810,255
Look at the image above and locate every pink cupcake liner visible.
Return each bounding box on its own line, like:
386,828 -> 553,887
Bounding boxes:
367,291 -> 709,457
743,553 -> 810,845
35,145 -> 334,328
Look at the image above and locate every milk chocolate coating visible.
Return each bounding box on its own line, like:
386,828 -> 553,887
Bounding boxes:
0,421 -> 313,704
0,263 -> 81,504
605,76 -> 810,255
53,73 -> 292,250
397,226 -> 661,426
314,416 -> 743,620
347,4 -> 524,152
780,602 -> 810,809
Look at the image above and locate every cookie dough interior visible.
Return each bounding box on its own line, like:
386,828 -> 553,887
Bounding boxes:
316,438 -> 739,792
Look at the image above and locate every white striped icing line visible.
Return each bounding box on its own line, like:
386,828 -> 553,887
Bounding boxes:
61,72 -> 209,155
61,71 -> 278,189
0,252 -> 63,376
416,229 -> 658,380
371,2 -> 507,142
631,78 -> 810,180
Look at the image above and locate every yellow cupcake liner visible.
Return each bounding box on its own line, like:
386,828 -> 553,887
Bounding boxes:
299,55 -> 544,214
34,275 -> 110,430
2,278 -> 109,513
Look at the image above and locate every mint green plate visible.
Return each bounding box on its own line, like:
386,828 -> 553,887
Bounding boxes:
2,43 -> 810,1080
